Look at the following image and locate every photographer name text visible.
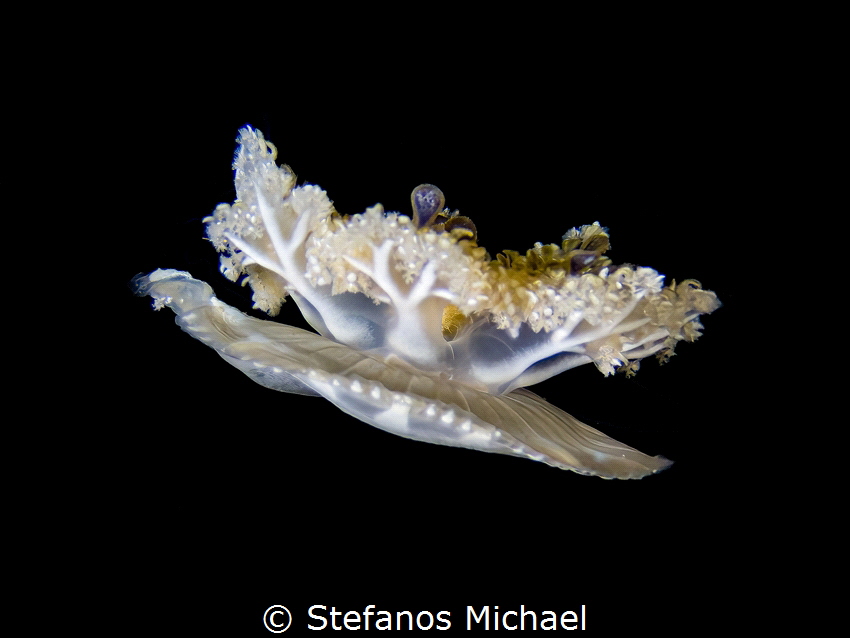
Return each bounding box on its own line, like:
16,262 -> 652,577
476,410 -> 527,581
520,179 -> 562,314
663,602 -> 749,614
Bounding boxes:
302,604 -> 586,631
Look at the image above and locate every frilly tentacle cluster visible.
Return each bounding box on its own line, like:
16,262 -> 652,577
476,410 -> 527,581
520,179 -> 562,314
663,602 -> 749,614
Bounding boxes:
137,126 -> 720,479
204,127 -> 718,388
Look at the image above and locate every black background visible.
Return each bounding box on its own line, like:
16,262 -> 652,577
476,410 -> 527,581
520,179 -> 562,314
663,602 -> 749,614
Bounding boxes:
101,67 -> 753,634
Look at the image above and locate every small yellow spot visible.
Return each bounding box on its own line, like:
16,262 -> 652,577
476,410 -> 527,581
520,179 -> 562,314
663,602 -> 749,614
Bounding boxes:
441,304 -> 468,340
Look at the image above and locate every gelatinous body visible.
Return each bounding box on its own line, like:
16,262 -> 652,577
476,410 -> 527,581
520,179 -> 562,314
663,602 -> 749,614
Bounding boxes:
135,127 -> 720,479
